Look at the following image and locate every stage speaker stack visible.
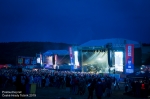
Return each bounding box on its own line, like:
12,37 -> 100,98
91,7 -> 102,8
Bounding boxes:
107,43 -> 112,67
52,55 -> 55,65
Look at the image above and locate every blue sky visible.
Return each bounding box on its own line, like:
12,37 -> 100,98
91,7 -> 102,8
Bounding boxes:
0,0 -> 150,44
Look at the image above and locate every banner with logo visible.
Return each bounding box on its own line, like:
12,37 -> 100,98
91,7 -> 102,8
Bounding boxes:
69,47 -> 75,70
125,44 -> 134,73
17,56 -> 33,66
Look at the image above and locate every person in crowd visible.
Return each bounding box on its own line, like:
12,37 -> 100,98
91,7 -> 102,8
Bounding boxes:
87,78 -> 96,99
95,78 -> 103,99
45,76 -> 50,87
78,76 -> 86,95
141,80 -> 147,98
135,80 -> 141,97
144,80 -> 149,98
42,76 -> 46,88
131,80 -> 136,96
125,82 -> 129,93
37,75 -> 42,87
65,75 -> 71,88
12,74 -> 16,86
101,78 -> 107,97
15,68 -> 27,99
114,77 -> 120,90
59,76 -> 64,88
106,77 -> 112,97
69,75 -> 73,94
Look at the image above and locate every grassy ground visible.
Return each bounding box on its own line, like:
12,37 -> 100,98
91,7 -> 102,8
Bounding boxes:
0,83 -> 149,99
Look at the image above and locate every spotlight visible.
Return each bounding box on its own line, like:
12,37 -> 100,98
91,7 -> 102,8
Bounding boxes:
97,58 -> 102,60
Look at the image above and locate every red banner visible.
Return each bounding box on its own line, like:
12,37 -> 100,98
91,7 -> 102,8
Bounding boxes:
125,44 -> 134,73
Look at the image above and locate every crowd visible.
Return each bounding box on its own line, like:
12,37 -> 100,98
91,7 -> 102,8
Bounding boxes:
0,68 -> 150,99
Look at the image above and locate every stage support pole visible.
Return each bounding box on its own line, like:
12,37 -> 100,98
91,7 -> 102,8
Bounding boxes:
79,49 -> 83,72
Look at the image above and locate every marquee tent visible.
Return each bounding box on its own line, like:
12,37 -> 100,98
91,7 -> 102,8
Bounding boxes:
43,50 -> 69,56
79,38 -> 141,48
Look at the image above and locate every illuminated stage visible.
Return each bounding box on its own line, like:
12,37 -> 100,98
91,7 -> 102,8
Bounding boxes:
77,38 -> 141,74
80,50 -> 124,73
42,50 -> 70,69
38,38 -> 141,74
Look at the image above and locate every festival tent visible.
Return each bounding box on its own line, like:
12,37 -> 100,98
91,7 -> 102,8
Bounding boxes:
43,50 -> 70,67
43,50 -> 69,56
79,38 -> 140,48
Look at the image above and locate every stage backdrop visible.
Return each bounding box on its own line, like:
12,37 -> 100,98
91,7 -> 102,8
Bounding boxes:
82,51 -> 109,73
125,44 -> 134,73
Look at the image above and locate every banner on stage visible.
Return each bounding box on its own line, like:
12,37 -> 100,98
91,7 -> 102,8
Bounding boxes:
125,44 -> 134,73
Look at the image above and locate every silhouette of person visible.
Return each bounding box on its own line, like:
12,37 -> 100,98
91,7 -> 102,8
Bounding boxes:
15,68 -> 27,99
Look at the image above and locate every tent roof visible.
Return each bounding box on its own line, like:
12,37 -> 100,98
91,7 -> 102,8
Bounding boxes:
43,50 -> 69,56
79,38 -> 140,47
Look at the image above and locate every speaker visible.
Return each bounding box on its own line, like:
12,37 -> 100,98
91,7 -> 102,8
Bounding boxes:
108,49 -> 112,67
52,55 -> 55,65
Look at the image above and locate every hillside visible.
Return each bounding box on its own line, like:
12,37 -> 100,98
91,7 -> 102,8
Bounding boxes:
0,42 -> 72,65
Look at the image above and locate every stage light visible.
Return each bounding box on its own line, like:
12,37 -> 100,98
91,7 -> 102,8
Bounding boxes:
97,58 -> 102,60
74,51 -> 79,68
68,63 -> 71,65
37,57 -> 40,63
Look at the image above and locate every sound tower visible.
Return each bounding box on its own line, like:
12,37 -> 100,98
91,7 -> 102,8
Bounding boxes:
107,43 -> 112,67
52,55 -> 55,65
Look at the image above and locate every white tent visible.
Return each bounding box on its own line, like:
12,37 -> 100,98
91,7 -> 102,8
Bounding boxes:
43,50 -> 69,56
79,38 -> 141,48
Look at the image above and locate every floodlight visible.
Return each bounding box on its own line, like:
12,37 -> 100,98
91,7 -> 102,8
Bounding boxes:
97,58 -> 102,60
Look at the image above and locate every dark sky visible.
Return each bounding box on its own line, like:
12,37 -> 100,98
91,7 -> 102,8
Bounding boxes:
0,0 -> 150,44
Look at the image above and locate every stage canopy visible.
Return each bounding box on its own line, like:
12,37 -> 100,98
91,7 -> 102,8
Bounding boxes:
79,38 -> 141,48
43,50 -> 69,56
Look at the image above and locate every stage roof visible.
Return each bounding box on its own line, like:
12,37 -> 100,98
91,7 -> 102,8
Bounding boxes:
43,50 -> 69,56
79,38 -> 140,47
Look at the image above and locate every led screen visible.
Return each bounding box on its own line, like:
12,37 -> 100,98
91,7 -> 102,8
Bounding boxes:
44,56 -> 53,68
74,51 -> 79,69
82,51 -> 109,73
37,57 -> 40,63
115,52 -> 123,72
